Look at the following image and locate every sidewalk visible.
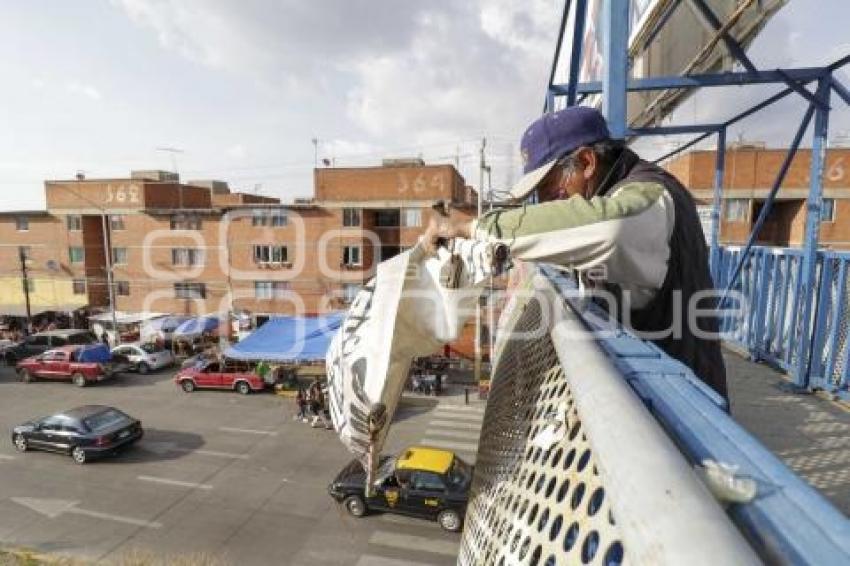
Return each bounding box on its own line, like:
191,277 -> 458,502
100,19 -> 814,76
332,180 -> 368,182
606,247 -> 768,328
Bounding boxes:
725,348 -> 850,515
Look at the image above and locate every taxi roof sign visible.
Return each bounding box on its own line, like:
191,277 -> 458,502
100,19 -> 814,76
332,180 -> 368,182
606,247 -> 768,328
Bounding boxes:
397,446 -> 454,474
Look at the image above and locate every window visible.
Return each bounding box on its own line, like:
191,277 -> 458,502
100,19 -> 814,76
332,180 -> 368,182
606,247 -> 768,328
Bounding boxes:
342,283 -> 360,303
72,279 -> 86,295
411,471 -> 446,492
343,208 -> 361,227
342,245 -> 361,266
254,281 -> 291,299
18,246 -> 31,260
374,209 -> 400,227
253,245 -> 288,264
110,215 -> 125,231
171,248 -> 205,266
23,279 -> 35,293
66,215 -> 82,231
402,208 -> 422,227
115,281 -> 130,296
174,282 -> 206,299
724,199 -> 749,222
15,216 -> 28,231
111,247 -> 128,265
69,246 -> 85,263
821,198 -> 836,222
170,214 -> 201,230
252,209 -> 288,227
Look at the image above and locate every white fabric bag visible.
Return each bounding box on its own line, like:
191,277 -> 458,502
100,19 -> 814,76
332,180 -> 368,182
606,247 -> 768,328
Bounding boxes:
326,239 -> 504,489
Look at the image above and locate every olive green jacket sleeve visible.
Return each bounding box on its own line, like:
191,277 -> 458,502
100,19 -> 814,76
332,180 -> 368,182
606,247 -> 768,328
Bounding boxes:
472,182 -> 676,307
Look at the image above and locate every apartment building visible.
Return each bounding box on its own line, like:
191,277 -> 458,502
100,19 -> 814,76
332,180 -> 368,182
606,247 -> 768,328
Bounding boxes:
0,161 -> 475,327
665,145 -> 850,248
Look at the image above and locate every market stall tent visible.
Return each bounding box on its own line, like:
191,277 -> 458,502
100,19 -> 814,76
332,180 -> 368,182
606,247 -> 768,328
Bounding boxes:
224,313 -> 343,362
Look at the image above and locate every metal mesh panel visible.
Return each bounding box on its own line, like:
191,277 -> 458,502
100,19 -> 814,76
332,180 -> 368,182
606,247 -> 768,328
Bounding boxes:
831,265 -> 850,383
459,297 -> 624,566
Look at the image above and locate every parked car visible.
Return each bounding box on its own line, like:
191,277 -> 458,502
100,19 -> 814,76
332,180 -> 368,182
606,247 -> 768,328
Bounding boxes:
3,329 -> 97,364
328,446 -> 472,532
111,343 -> 174,374
11,405 -> 143,464
174,360 -> 265,395
16,344 -> 129,387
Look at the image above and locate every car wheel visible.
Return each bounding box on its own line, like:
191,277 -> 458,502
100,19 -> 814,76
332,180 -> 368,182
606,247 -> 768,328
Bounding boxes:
181,380 -> 196,393
236,381 -> 251,395
72,373 -> 87,387
19,369 -> 33,383
137,362 -> 150,375
437,509 -> 462,532
13,434 -> 28,452
4,352 -> 15,365
343,495 -> 367,518
71,446 -> 87,465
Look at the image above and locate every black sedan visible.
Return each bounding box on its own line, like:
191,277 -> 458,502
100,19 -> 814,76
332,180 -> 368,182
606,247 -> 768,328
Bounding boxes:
11,405 -> 143,464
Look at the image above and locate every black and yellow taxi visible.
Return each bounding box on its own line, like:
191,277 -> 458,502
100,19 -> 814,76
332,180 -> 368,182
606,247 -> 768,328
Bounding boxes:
328,445 -> 472,532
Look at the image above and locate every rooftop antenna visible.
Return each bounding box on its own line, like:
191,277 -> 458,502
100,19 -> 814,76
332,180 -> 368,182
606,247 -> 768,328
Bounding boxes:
156,146 -> 185,208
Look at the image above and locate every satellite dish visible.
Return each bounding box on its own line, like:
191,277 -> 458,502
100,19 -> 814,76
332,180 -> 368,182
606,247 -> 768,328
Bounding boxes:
46,260 -> 60,271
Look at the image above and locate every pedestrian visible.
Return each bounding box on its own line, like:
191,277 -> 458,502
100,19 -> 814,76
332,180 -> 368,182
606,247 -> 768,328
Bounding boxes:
256,359 -> 271,384
309,380 -> 331,429
100,331 -> 110,346
294,388 -> 308,422
424,106 -> 727,402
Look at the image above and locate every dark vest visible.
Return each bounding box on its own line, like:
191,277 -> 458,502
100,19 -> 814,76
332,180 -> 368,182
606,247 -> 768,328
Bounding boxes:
596,148 -> 728,401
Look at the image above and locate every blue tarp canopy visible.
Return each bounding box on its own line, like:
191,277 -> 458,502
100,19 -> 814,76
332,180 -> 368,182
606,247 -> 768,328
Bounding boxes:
224,313 -> 344,362
173,316 -> 221,338
77,344 -> 112,363
144,316 -> 191,333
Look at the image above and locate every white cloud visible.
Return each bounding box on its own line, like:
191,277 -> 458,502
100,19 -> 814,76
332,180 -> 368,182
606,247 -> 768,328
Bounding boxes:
66,81 -> 102,100
227,143 -> 247,159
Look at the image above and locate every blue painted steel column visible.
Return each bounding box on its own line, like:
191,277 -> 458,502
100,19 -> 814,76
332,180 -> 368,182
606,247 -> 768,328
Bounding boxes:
566,0 -> 588,107
710,128 -> 726,283
601,0 -> 629,138
794,75 -> 832,388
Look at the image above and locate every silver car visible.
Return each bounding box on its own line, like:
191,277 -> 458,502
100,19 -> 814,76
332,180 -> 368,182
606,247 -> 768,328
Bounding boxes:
111,344 -> 175,374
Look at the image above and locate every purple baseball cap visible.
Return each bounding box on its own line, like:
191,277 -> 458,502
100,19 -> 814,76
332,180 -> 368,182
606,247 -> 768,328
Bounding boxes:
510,107 -> 611,199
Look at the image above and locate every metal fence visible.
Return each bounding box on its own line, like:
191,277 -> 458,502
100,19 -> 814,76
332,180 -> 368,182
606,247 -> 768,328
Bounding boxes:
716,245 -> 850,396
458,265 -> 850,565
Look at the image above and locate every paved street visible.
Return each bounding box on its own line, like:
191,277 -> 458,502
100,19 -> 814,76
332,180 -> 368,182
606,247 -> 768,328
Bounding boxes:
0,364 -> 485,565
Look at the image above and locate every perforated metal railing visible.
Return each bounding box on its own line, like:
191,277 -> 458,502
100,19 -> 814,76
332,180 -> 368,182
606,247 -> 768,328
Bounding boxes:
717,245 -> 850,396
458,265 -> 850,565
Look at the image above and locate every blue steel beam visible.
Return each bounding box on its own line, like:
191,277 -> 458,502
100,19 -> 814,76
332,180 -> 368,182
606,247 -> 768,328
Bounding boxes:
687,0 -> 757,73
544,0 -> 571,112
550,66 -> 828,94
776,68 -> 829,110
794,76 -> 832,388
710,128 -> 726,282
565,0 -> 588,107
831,76 -> 850,106
601,0 -> 630,138
652,132 -> 714,165
629,124 -> 723,136
720,102 -> 817,308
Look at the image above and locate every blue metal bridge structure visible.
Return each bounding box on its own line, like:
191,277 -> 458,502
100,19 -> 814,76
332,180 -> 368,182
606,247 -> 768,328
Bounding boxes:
458,2 -> 850,564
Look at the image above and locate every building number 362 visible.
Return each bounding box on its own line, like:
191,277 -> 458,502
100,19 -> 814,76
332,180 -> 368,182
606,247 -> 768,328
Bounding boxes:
104,184 -> 141,204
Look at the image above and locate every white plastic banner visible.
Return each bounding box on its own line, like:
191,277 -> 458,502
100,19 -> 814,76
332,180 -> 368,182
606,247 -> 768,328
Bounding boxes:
326,239 -> 504,488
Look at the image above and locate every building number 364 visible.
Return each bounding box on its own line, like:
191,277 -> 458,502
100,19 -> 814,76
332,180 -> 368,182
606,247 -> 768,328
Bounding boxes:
104,184 -> 141,204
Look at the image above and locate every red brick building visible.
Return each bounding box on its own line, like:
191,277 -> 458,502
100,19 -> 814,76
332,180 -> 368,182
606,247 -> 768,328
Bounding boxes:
665,145 -> 850,248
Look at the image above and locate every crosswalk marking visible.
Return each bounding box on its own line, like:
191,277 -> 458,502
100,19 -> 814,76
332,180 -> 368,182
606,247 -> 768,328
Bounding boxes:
431,410 -> 484,422
424,428 -> 480,441
356,555 -> 436,566
428,420 -> 481,430
420,438 -> 479,452
0,454 -> 15,461
137,475 -> 213,490
219,426 -> 278,436
369,531 -> 460,557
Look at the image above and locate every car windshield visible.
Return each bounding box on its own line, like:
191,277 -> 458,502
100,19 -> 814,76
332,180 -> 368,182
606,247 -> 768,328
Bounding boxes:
140,344 -> 162,354
82,408 -> 130,432
446,457 -> 471,487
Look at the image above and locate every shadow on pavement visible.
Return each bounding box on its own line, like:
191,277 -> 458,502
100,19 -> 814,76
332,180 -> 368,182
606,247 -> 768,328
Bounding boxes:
103,427 -> 206,463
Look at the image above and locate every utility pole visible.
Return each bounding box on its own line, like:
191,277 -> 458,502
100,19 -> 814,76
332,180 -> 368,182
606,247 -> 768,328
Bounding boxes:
474,138 -> 486,385
100,213 -> 119,346
486,165 -> 495,364
312,138 -> 319,168
18,247 -> 32,333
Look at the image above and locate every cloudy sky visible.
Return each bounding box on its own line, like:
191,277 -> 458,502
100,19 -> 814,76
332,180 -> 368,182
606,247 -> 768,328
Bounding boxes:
0,0 -> 848,211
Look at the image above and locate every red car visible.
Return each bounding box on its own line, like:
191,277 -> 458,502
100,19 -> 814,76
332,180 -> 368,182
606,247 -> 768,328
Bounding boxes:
174,360 -> 265,395
16,345 -> 125,387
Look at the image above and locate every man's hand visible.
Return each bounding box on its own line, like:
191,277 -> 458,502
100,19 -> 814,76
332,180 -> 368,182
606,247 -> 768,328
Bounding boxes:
421,202 -> 474,255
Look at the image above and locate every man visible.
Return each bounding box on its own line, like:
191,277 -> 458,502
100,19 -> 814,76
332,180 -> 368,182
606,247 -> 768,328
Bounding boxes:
425,106 -> 727,400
